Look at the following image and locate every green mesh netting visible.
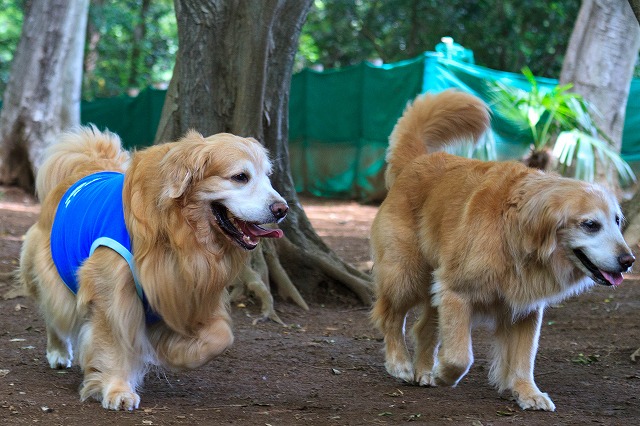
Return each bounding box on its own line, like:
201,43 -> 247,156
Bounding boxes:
80,88 -> 166,150
289,56 -> 425,200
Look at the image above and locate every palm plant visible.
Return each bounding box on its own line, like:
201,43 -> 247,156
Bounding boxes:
488,67 -> 635,186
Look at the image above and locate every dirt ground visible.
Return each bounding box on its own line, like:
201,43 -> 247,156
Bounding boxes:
1,187 -> 640,426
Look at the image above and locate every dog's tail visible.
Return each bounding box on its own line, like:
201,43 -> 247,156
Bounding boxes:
384,89 -> 491,188
35,125 -> 129,202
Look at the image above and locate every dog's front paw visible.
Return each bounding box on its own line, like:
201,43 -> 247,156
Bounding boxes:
46,348 -> 72,369
513,390 -> 556,411
385,359 -> 414,383
102,389 -> 140,411
97,379 -> 141,411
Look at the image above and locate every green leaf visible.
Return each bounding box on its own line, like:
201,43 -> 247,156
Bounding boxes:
572,353 -> 600,364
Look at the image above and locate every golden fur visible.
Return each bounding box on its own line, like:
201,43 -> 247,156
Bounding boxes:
370,90 -> 634,411
20,126 -> 287,410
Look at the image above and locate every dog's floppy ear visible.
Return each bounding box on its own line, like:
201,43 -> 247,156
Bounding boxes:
518,196 -> 566,261
160,130 -> 208,199
162,166 -> 193,199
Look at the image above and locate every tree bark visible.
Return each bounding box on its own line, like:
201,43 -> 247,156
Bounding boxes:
127,0 -> 152,92
156,0 -> 372,322
0,0 -> 89,191
83,0 -> 106,100
559,0 -> 640,187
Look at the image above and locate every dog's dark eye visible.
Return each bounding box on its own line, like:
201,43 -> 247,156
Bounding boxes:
615,215 -> 621,227
231,173 -> 249,183
580,220 -> 601,233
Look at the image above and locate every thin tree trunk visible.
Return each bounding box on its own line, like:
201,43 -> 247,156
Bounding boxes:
0,0 -> 89,191
127,0 -> 152,92
84,0 -> 105,99
62,0 -> 89,128
156,0 -> 372,321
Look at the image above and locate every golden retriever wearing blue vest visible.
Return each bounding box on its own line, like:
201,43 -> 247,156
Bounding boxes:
19,127 -> 287,410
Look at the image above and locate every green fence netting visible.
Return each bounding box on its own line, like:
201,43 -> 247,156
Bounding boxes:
289,55 -> 425,200
2,52 -> 639,200
291,54 -> 640,199
622,78 -> 640,163
80,88 -> 166,150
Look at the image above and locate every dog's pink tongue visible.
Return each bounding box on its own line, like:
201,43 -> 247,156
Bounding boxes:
601,270 -> 624,287
244,223 -> 283,239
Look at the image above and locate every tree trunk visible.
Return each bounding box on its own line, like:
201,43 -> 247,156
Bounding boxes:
156,0 -> 372,322
559,0 -> 640,188
0,0 -> 89,191
83,0 -> 105,100
127,0 -> 152,92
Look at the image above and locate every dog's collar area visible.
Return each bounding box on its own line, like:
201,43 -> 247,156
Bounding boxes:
573,249 -> 623,286
210,202 -> 283,250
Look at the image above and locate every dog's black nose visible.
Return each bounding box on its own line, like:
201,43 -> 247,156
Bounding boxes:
270,202 -> 289,220
618,253 -> 635,269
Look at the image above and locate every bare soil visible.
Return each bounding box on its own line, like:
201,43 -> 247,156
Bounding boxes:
1,187 -> 639,425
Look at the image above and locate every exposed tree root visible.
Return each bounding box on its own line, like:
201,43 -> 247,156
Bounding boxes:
231,238 -> 312,326
231,234 -> 373,325
0,271 -> 14,281
262,239 -> 309,311
230,250 -> 284,326
276,237 -> 372,304
2,273 -> 27,300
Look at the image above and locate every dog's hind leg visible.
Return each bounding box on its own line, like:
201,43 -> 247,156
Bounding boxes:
371,264 -> 427,383
19,226 -> 75,369
490,306 -> 555,411
40,284 -> 76,369
433,287 -> 473,387
45,325 -> 73,369
376,300 -> 414,382
412,298 -> 439,386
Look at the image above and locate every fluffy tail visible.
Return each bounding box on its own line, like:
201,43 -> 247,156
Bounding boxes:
35,125 -> 130,202
385,89 -> 491,188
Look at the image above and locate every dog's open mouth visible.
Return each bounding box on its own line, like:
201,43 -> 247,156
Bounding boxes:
211,202 -> 283,250
573,249 -> 623,287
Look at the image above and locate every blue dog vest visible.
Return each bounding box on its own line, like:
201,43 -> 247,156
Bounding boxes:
50,171 -> 160,324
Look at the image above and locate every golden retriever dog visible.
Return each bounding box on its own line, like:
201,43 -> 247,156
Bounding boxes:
19,126 -> 288,410
370,90 -> 634,411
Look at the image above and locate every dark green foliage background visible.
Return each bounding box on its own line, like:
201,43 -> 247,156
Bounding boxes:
0,0 -> 636,100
